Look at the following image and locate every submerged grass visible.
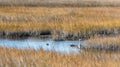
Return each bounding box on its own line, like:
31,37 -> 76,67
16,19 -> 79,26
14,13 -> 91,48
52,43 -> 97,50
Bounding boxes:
0,47 -> 120,67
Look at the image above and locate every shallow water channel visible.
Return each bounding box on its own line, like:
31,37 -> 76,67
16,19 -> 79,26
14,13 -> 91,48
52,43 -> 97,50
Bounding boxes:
0,38 -> 85,54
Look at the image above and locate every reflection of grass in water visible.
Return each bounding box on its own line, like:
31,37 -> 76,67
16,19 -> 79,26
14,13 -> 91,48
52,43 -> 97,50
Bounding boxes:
0,47 -> 120,67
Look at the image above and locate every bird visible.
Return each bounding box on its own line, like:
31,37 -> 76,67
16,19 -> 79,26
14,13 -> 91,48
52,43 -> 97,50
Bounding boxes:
70,39 -> 82,48
70,44 -> 82,49
46,43 -> 49,46
77,44 -> 82,49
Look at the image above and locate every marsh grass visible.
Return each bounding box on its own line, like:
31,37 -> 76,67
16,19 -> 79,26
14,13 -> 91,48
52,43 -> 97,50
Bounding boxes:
0,2 -> 120,67
0,0 -> 120,7
0,7 -> 120,35
86,35 -> 120,46
0,20 -> 120,35
0,47 -> 120,67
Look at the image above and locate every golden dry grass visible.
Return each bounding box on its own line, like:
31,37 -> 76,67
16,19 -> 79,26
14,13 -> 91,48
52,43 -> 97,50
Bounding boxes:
0,0 -> 120,7
1,7 -> 120,67
0,47 -> 120,67
0,7 -> 120,35
1,20 -> 120,34
86,35 -> 120,46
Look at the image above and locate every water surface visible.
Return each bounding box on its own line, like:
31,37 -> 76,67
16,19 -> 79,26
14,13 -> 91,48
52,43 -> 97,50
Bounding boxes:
0,38 -> 84,54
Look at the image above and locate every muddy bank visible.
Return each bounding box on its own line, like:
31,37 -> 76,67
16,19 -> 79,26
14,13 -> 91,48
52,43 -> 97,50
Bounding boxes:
0,29 -> 120,40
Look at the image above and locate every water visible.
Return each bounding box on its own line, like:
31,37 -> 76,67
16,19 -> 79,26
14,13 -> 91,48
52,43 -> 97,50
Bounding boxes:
0,38 -> 84,54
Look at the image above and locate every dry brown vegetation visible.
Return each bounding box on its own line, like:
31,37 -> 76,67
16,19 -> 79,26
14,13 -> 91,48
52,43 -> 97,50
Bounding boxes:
0,0 -> 120,7
0,7 -> 120,35
0,6 -> 120,67
1,20 -> 120,35
0,47 -> 120,67
86,35 -> 120,46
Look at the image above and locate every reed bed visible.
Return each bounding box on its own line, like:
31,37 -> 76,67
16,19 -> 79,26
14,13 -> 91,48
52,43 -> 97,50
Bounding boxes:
86,36 -> 120,46
0,47 -> 120,67
0,7 -> 120,67
0,19 -> 120,35
0,7 -> 120,35
0,0 -> 120,7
